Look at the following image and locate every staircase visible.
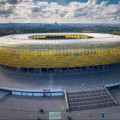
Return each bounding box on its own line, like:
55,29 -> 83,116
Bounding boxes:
0,90 -> 10,101
67,88 -> 117,111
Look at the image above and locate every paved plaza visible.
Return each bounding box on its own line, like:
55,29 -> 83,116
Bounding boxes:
0,66 -> 120,119
0,95 -> 120,120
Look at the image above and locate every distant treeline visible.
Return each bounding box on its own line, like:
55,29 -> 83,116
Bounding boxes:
20,26 -> 120,35
0,23 -> 120,36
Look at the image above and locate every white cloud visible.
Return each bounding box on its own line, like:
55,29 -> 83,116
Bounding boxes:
0,0 -> 120,23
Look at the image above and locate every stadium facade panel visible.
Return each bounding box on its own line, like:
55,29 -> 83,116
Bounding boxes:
0,33 -> 120,69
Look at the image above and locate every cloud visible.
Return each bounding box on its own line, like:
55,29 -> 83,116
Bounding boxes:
0,7 -> 13,17
8,0 -> 22,4
0,0 -> 120,23
0,0 -> 22,4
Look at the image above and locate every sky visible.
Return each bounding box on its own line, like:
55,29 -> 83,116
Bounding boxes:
0,0 -> 120,23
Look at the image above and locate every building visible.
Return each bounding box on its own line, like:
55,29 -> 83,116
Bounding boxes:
0,33 -> 120,73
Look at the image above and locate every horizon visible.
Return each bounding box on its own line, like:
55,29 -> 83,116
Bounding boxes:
0,22 -> 120,25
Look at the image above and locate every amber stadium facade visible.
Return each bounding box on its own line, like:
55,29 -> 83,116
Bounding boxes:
0,33 -> 120,73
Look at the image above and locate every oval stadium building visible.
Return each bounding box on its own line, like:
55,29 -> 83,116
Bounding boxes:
0,33 -> 120,73
0,33 -> 120,90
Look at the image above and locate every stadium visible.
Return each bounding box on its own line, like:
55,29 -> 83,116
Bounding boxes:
0,33 -> 120,119
0,33 -> 120,71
